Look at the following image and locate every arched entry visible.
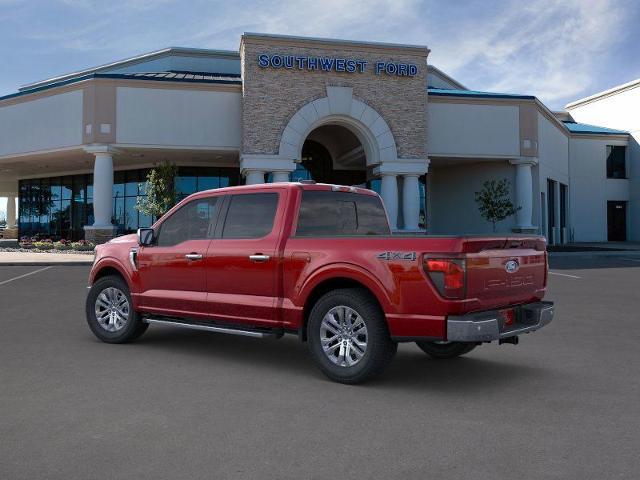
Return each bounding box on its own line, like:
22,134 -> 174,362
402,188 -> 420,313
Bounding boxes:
240,86 -> 428,230
299,124 -> 368,186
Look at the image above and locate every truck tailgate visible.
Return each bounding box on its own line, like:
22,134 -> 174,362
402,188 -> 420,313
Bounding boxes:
463,237 -> 547,310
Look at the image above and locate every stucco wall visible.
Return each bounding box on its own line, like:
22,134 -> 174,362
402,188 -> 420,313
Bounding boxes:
115,87 -> 242,148
569,137 -> 630,241
427,102 -> 520,157
0,90 -> 83,157
240,36 -> 428,159
568,86 -> 639,241
429,161 -> 517,234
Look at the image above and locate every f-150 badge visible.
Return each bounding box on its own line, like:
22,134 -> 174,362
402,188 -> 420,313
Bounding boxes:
377,251 -> 417,261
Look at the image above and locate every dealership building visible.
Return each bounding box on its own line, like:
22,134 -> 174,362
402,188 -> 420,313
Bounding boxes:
0,33 -> 637,243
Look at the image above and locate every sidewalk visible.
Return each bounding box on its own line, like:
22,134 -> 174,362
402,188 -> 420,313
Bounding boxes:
0,251 -> 94,266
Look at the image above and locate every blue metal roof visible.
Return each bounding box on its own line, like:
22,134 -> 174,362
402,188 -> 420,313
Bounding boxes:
427,87 -> 535,100
562,121 -> 628,135
0,71 -> 242,102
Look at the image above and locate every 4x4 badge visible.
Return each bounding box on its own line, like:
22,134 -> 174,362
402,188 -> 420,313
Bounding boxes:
377,252 -> 417,261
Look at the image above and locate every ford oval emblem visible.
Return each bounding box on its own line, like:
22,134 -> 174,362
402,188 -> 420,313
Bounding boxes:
505,260 -> 520,274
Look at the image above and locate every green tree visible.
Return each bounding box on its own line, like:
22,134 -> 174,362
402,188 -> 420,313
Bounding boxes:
474,179 -> 520,233
136,161 -> 179,218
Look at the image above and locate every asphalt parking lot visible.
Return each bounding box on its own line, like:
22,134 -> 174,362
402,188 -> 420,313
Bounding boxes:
1,257 -> 639,479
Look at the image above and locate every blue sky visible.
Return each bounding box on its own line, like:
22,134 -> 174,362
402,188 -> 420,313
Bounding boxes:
1,0 -> 640,214
1,0 -> 639,108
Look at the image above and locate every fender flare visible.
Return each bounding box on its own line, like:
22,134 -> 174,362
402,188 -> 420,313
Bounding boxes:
297,262 -> 396,314
89,257 -> 133,290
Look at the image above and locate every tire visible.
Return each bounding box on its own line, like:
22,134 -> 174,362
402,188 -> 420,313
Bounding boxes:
307,288 -> 397,384
85,275 -> 148,344
415,341 -> 477,359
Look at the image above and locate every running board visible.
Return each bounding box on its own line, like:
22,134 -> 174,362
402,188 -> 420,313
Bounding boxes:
143,317 -> 280,338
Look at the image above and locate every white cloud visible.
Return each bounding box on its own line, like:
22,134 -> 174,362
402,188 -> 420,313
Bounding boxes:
2,0 -> 635,109
426,0 -> 628,107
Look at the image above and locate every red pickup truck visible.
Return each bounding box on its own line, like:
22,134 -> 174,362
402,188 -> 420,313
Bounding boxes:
86,181 -> 553,384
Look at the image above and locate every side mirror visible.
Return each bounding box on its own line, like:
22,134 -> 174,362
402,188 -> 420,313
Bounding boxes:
137,228 -> 155,246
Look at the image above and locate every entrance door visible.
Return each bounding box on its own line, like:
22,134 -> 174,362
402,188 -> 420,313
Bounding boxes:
607,201 -> 627,241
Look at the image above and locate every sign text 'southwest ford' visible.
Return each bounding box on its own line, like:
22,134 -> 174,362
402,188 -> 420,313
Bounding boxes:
257,53 -> 418,77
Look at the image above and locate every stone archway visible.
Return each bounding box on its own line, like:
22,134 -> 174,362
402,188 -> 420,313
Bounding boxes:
278,86 -> 398,166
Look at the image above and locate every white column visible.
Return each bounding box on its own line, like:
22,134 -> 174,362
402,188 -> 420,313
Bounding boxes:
510,158 -> 537,231
245,170 -> 265,185
380,174 -> 398,230
271,171 -> 290,183
92,152 -> 114,227
6,195 -> 17,229
402,174 -> 421,231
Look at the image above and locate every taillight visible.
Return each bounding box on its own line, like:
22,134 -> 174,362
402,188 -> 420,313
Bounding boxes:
423,257 -> 466,299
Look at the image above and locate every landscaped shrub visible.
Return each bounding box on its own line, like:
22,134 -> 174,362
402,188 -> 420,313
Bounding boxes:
70,240 -> 96,251
33,241 -> 54,250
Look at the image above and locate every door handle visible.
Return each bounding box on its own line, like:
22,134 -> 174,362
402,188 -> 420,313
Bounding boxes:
249,254 -> 270,263
185,253 -> 203,261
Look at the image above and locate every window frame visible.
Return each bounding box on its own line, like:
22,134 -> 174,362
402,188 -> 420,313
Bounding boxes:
154,195 -> 221,247
606,145 -> 627,179
217,192 -> 281,240
292,189 -> 391,238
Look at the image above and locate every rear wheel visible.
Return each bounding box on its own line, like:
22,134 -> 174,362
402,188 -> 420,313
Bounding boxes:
415,341 -> 477,359
86,275 -> 148,343
307,288 -> 397,384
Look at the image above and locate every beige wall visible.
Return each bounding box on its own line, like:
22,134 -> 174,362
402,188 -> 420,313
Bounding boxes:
0,90 -> 83,157
115,86 -> 242,148
427,102 -> 520,157
240,35 -> 429,159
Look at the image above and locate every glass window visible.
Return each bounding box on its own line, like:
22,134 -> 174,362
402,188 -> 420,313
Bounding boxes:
61,177 -> 72,200
296,191 -> 390,236
157,197 -> 219,247
125,171 -> 139,197
125,197 -> 138,232
606,146 -> 626,179
222,193 -> 278,239
175,175 -> 197,199
113,171 -> 125,199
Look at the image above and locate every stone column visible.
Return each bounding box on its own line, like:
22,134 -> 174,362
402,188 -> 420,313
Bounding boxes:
271,171 -> 290,183
510,157 -> 538,233
84,145 -> 117,243
401,175 -> 421,231
380,174 -> 398,229
6,195 -> 16,229
245,170 -> 266,185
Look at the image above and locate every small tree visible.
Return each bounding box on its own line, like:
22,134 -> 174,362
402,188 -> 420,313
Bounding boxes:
136,161 -> 179,218
474,179 -> 520,233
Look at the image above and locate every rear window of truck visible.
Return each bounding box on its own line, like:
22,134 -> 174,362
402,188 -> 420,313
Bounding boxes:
295,191 -> 390,236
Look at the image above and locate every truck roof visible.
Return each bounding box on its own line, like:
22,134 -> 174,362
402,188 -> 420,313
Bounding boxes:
189,181 -> 380,199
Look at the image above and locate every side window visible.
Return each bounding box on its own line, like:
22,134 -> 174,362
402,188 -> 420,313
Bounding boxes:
296,191 -> 390,236
222,193 -> 279,239
156,197 -> 218,247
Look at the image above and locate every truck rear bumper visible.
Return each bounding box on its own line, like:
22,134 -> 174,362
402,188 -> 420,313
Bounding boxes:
446,301 -> 554,342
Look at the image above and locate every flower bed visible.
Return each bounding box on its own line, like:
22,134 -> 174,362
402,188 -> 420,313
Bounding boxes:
4,237 -> 97,255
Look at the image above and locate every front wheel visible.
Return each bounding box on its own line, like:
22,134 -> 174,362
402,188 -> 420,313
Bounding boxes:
85,275 -> 148,343
415,341 -> 477,359
307,288 -> 397,384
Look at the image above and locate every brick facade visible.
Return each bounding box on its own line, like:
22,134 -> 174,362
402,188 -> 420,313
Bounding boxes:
240,35 -> 429,161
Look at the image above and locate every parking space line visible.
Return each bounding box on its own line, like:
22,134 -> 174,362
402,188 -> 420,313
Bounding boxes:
0,266 -> 52,286
549,271 -> 581,279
